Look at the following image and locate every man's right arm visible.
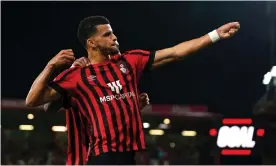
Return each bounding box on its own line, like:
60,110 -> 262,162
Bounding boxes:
26,64 -> 61,107
26,49 -> 75,107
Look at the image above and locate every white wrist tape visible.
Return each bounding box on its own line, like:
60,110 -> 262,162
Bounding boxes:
208,30 -> 220,43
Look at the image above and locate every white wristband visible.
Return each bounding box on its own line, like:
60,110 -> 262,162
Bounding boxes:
208,30 -> 220,43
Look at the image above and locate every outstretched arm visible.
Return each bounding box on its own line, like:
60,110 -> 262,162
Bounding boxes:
152,22 -> 240,69
26,49 -> 75,107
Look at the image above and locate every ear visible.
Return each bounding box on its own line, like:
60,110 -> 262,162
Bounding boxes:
87,38 -> 97,49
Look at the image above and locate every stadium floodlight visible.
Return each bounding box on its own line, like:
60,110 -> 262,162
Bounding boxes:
52,126 -> 67,132
181,130 -> 197,137
19,125 -> 34,131
270,66 -> 276,77
263,66 -> 276,85
143,122 -> 150,129
263,72 -> 272,85
149,129 -> 164,135
27,114 -> 34,120
163,118 -> 170,124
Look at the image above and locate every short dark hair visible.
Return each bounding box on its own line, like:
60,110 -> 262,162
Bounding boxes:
77,16 -> 110,48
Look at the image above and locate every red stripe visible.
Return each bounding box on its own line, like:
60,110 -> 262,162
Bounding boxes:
131,66 -> 145,149
84,68 -> 109,153
105,66 -> 127,151
221,149 -> 251,155
65,111 -> 72,165
92,66 -> 117,151
82,142 -> 87,164
77,111 -> 88,164
54,67 -> 78,82
71,96 -> 87,163
129,71 -> 139,150
75,83 -> 100,155
86,146 -> 92,162
110,63 -> 134,151
120,58 -> 144,149
222,118 -> 252,125
70,109 -> 80,165
122,59 -> 145,149
66,153 -> 72,166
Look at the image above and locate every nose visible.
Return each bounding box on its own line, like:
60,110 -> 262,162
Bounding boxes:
111,34 -> 117,41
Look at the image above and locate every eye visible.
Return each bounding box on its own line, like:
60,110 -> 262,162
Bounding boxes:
103,32 -> 112,37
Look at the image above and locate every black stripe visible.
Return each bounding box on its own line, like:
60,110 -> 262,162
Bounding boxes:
88,66 -> 113,152
99,65 -> 125,151
76,80 -> 103,154
72,109 -> 83,165
106,64 -> 129,150
130,73 -> 143,149
68,109 -> 76,164
81,67 -> 112,152
81,114 -> 91,149
143,51 -> 156,72
122,58 -> 143,149
48,82 -> 67,96
74,94 -> 95,151
108,63 -> 136,150
127,51 -> 149,56
62,96 -> 71,109
78,111 -> 88,164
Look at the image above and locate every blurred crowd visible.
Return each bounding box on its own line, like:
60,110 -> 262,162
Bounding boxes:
1,128 -> 208,165
1,129 -> 66,165
2,128 -> 276,165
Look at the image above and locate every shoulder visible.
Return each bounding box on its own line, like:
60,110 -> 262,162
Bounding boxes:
54,66 -> 82,81
123,49 -> 151,56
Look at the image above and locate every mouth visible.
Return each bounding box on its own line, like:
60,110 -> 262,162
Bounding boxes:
111,44 -> 119,48
111,42 -> 119,47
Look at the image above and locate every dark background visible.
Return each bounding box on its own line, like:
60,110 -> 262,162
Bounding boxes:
2,1 -> 275,116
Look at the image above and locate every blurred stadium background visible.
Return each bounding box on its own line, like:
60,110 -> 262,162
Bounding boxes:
1,1 -> 276,165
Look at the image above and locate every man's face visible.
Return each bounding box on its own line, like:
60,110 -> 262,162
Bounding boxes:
90,24 -> 120,55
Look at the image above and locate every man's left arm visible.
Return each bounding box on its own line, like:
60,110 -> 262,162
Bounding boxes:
152,22 -> 240,69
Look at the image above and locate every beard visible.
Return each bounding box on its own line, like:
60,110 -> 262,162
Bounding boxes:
99,45 -> 120,56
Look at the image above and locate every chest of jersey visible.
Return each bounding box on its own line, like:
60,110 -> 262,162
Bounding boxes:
80,60 -> 138,104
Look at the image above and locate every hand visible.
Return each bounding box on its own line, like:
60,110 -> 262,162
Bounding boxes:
71,57 -> 91,68
138,93 -> 150,110
47,49 -> 75,68
216,22 -> 240,39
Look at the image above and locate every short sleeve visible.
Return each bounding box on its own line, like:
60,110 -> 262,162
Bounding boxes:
123,49 -> 156,74
48,67 -> 80,96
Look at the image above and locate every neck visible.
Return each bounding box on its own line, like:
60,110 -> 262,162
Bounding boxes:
87,49 -> 109,65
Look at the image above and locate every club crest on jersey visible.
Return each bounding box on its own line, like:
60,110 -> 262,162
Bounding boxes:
87,75 -> 96,81
118,62 -> 129,74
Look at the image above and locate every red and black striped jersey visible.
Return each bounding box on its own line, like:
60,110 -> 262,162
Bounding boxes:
50,49 -> 155,156
65,97 -> 90,165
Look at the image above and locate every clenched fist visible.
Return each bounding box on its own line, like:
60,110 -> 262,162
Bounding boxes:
48,49 -> 75,68
138,93 -> 150,110
216,22 -> 240,39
